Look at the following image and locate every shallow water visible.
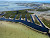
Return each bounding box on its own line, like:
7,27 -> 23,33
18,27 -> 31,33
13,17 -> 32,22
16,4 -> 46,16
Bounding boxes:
0,1 -> 32,12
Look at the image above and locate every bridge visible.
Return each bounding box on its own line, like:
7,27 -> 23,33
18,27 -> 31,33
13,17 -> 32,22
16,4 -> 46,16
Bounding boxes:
0,14 -> 50,36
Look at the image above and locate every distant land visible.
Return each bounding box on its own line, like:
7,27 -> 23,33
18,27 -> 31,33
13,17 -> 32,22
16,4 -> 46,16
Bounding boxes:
0,1 -> 50,3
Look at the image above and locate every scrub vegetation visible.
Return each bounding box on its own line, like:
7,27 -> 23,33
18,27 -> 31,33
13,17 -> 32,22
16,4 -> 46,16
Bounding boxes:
37,8 -> 50,11
42,18 -> 50,28
2,10 -> 33,21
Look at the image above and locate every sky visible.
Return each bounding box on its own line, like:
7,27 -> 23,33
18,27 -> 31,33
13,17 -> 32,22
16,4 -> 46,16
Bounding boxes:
0,0 -> 50,1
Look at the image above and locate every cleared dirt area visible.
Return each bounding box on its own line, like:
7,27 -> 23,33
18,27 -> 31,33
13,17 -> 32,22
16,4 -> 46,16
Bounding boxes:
0,21 -> 49,38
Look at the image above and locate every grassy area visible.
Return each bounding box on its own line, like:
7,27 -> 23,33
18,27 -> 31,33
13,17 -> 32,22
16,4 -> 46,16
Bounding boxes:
0,21 -> 49,38
42,18 -> 50,28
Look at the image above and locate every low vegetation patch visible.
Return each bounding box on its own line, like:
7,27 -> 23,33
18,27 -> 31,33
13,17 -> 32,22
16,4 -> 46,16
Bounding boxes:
42,18 -> 50,28
2,10 -> 34,21
34,16 -> 40,25
37,8 -> 50,11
